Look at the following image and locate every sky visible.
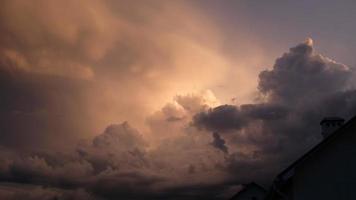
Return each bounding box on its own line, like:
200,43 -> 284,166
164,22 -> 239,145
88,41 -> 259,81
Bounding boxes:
1,1 -> 356,199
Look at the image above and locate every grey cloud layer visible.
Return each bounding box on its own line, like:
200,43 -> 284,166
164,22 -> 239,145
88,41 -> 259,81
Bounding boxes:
0,120 -> 231,199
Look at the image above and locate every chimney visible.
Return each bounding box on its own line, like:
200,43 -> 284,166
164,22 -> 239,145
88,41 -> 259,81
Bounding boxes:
320,117 -> 345,138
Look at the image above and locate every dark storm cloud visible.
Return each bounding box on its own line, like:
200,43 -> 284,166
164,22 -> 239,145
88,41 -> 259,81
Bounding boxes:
194,105 -> 247,131
194,39 -> 355,132
0,121 -> 235,200
211,132 -> 228,154
0,122 -> 168,199
194,104 -> 288,132
194,39 -> 356,184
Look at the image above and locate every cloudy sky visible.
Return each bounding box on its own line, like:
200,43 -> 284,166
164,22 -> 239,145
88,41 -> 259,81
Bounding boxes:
1,1 -> 356,199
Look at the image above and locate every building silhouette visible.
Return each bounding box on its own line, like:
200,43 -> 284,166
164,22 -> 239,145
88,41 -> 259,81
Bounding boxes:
229,182 -> 267,200
265,116 -> 356,200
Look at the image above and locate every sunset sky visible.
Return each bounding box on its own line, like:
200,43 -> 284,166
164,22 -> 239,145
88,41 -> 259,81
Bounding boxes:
1,1 -> 356,199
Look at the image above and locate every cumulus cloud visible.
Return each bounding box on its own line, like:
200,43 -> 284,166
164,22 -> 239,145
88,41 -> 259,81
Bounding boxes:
194,39 -> 356,181
92,122 -> 146,150
258,38 -> 351,104
0,123 -> 159,199
0,118 -> 231,199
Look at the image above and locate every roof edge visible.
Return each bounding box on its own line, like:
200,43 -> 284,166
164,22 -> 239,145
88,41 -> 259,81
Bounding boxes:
277,115 -> 356,181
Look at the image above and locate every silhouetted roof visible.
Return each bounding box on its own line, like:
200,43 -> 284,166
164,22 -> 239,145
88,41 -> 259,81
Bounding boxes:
265,115 -> 356,200
229,182 -> 266,200
278,115 -> 356,182
320,116 -> 345,125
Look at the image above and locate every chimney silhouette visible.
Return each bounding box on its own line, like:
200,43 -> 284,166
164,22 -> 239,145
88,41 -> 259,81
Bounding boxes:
320,117 -> 345,138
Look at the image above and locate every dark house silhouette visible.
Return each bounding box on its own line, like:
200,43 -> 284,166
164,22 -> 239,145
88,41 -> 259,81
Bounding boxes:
229,182 -> 266,200
265,116 -> 356,200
